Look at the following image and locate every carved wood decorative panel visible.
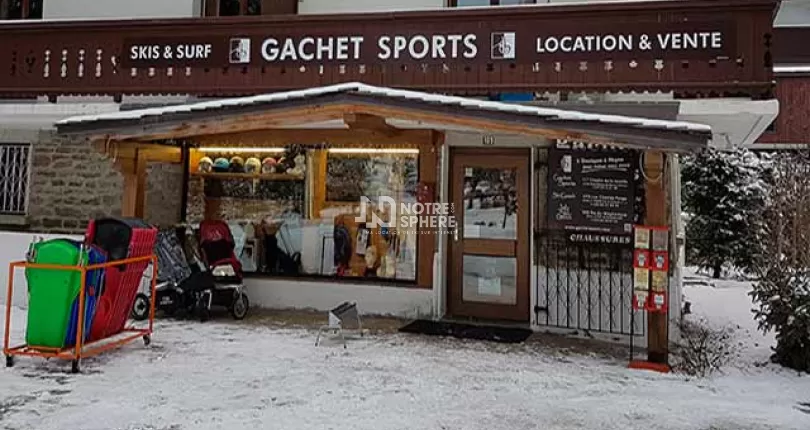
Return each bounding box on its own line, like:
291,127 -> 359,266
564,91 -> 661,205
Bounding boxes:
0,0 -> 777,98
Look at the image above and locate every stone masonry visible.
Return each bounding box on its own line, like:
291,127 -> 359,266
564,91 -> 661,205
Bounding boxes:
23,130 -> 183,234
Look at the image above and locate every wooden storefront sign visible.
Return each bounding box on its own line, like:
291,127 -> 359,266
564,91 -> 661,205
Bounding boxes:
0,0 -> 777,98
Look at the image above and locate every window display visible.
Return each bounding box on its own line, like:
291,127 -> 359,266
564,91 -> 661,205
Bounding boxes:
185,145 -> 420,283
325,149 -> 419,202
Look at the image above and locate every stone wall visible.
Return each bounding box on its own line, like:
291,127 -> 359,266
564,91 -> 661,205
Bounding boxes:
24,130 -> 182,234
27,131 -> 124,233
145,162 -> 184,227
185,177 -> 299,224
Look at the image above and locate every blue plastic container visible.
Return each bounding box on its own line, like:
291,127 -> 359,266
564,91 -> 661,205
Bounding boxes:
64,242 -> 107,347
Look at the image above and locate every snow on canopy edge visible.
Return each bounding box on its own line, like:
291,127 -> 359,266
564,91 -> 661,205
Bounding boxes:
54,82 -> 712,134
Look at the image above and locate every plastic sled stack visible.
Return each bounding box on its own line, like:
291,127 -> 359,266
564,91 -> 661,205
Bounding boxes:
3,217 -> 158,374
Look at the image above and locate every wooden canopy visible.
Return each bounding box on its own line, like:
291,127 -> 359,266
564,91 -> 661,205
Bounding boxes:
56,82 -> 711,152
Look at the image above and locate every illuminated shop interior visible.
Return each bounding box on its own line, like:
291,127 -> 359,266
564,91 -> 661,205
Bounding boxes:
186,142 -> 421,282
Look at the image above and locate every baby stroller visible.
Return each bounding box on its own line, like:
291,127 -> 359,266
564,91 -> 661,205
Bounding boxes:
131,228 -> 214,321
196,220 -> 250,321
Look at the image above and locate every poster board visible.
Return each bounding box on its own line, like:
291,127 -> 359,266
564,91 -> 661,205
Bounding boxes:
547,142 -> 638,244
632,225 -> 670,312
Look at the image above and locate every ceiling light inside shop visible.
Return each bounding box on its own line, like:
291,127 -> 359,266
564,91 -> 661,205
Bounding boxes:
328,148 -> 419,154
198,147 -> 287,153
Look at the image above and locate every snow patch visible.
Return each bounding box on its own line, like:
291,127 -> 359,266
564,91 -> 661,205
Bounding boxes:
2,278 -> 809,430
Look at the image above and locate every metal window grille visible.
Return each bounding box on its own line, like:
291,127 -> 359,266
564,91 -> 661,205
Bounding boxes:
0,144 -> 32,215
536,232 -> 645,337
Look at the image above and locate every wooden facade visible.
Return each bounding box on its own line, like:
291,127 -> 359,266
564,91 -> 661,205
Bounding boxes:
757,76 -> 810,146
757,27 -> 810,146
0,0 -> 777,99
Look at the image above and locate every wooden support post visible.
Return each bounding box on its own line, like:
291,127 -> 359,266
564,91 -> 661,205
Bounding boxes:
179,144 -> 190,222
118,150 -> 147,219
312,150 -> 328,218
644,151 -> 669,364
416,132 -> 441,289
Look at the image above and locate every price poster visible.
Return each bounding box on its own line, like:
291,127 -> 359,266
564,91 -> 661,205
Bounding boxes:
634,227 -> 651,249
652,228 -> 669,251
634,268 -> 650,290
651,270 -> 668,292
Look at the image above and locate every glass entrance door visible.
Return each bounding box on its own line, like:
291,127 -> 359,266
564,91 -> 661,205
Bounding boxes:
447,149 -> 530,321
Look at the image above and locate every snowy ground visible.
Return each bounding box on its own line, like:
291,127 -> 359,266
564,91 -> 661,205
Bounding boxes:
2,272 -> 810,430
681,268 -> 777,368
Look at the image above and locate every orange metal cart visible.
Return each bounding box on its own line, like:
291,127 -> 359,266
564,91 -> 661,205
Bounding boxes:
3,255 -> 158,373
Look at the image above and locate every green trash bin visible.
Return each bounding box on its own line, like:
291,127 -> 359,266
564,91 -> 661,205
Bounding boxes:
24,239 -> 89,349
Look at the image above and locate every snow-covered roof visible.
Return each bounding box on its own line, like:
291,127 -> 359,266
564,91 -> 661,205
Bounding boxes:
774,65 -> 810,74
56,82 -> 711,135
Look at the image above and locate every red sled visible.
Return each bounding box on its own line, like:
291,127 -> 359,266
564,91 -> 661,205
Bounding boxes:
85,218 -> 157,342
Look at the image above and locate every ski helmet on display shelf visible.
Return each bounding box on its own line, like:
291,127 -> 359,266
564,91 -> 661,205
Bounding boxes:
261,157 -> 277,173
245,157 -> 261,173
229,156 -> 245,173
198,157 -> 214,173
213,157 -> 230,172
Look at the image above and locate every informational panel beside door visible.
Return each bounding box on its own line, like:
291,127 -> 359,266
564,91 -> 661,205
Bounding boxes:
547,141 -> 640,244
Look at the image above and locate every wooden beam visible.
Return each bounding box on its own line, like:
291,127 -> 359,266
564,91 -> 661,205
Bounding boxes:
69,97 -> 701,151
193,128 -> 434,148
312,150 -> 327,218
343,113 -> 400,137
135,155 -> 147,218
415,130 -> 443,289
644,151 -> 669,364
78,101 -> 583,144
92,139 -> 182,163
347,103 -> 588,142
203,0 -> 217,16
84,105 -> 352,142
141,147 -> 182,163
75,100 -> 675,151
115,151 -> 147,218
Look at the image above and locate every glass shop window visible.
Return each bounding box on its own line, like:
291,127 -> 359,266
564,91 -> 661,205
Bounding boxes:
2,0 -> 42,19
186,146 -> 419,283
247,0 -> 261,15
219,0 -> 242,16
454,0 -> 491,6
214,0 -> 262,16
452,0 -> 536,6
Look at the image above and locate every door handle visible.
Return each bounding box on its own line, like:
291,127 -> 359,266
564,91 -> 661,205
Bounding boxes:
453,227 -> 459,242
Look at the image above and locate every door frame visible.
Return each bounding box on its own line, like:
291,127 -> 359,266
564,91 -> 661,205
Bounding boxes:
446,147 -> 531,322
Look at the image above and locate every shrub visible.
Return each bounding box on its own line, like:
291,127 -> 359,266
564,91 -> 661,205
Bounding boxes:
681,148 -> 769,278
750,269 -> 810,372
671,318 -> 736,377
749,151 -> 810,372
